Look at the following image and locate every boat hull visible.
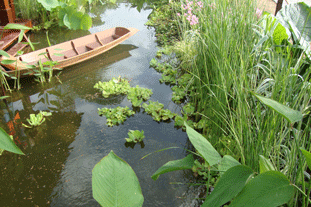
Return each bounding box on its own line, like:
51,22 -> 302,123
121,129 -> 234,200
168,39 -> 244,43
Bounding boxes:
0,27 -> 139,78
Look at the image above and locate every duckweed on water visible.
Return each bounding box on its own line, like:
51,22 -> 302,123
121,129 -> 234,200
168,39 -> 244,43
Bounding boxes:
98,106 -> 135,127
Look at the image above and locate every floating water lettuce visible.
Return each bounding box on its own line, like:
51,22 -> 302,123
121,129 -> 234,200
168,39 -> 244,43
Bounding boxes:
125,130 -> 145,143
98,106 -> 135,127
127,86 -> 153,107
22,111 -> 52,128
142,101 -> 176,121
94,77 -> 131,98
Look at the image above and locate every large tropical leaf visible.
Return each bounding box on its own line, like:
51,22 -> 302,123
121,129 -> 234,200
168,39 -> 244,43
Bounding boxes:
253,93 -> 303,123
202,165 -> 253,207
151,154 -> 194,181
229,171 -> 295,207
276,2 -> 311,59
92,150 -> 144,207
185,122 -> 221,166
218,155 -> 241,176
0,127 -> 24,155
37,0 -> 59,11
3,23 -> 32,30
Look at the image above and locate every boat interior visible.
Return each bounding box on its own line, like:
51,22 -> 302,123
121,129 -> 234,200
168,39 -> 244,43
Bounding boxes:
17,27 -> 131,66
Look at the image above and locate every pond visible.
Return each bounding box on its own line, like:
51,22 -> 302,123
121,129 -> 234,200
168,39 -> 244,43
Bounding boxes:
0,1 -> 201,206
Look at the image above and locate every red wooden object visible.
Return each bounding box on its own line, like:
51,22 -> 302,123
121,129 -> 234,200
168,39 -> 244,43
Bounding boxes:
0,0 -> 15,25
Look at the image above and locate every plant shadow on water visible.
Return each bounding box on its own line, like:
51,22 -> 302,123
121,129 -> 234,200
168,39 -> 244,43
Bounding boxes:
0,1 -> 202,207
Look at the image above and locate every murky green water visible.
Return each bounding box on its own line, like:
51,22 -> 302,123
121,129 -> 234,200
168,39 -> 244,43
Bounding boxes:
0,2 -> 201,206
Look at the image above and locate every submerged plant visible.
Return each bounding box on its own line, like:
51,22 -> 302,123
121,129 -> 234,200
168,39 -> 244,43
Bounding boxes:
98,106 -> 135,127
142,101 -> 176,121
125,130 -> 145,143
22,111 -> 52,128
94,77 -> 131,98
127,86 -> 153,107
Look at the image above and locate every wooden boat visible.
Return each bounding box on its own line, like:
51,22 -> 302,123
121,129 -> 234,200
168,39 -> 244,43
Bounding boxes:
0,27 -> 139,77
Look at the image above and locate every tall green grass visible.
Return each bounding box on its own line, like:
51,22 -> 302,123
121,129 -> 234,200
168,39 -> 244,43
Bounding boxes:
175,0 -> 311,205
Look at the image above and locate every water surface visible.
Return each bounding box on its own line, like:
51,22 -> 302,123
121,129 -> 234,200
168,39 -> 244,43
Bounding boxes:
0,2 -> 200,206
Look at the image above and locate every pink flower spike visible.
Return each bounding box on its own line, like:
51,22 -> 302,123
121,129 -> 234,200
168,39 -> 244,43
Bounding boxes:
177,13 -> 180,16
256,8 -> 262,18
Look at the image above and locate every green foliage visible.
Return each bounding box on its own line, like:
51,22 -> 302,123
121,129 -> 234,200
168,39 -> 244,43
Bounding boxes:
127,86 -> 153,107
37,0 -> 59,11
15,0 -> 95,30
276,2 -> 311,60
259,155 -> 275,174
0,127 -> 24,155
145,2 -> 181,45
149,58 -> 158,68
229,171 -> 295,207
125,130 -> 145,143
142,101 -> 176,122
202,165 -> 254,207
59,5 -> 92,30
151,154 -> 194,181
159,68 -> 177,84
171,85 -> 186,103
22,111 -> 52,128
92,150 -> 144,207
192,159 -> 209,179
184,123 -> 221,166
253,93 -> 303,124
94,77 -> 131,98
182,103 -> 195,115
151,124 -> 294,207
98,106 -> 135,127
300,148 -> 311,171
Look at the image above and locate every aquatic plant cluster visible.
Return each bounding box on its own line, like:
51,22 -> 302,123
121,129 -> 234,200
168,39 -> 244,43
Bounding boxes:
145,0 -> 311,206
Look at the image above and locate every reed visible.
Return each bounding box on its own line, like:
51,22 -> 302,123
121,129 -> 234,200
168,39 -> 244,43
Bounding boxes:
174,0 -> 311,205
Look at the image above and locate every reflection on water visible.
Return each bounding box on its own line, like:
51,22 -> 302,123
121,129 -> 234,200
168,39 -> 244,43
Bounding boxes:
0,1 -> 201,207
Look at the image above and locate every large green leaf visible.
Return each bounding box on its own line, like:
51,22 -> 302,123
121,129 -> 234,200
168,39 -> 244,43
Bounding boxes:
0,127 -> 24,155
80,13 -> 92,30
0,50 -> 10,58
259,155 -> 275,174
3,23 -> 32,30
229,171 -> 295,207
185,122 -> 221,166
300,148 -> 311,170
253,94 -> 303,123
92,150 -> 144,207
218,155 -> 241,176
151,154 -> 194,181
37,0 -> 59,11
202,165 -> 253,207
273,23 -> 289,45
276,2 -> 311,59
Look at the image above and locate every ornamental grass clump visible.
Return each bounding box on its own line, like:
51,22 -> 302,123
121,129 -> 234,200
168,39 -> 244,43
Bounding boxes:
94,77 -> 131,98
173,0 -> 311,205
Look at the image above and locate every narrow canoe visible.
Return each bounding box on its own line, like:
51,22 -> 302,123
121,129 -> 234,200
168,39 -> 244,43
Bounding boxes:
0,27 -> 139,77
